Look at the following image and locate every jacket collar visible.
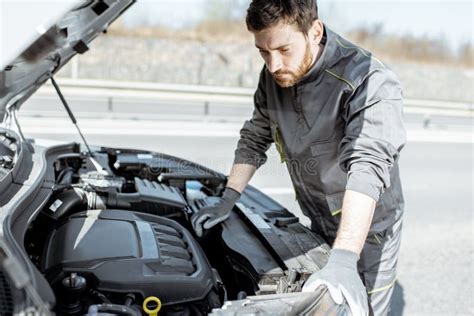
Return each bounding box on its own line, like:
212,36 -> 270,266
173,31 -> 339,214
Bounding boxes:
297,23 -> 338,85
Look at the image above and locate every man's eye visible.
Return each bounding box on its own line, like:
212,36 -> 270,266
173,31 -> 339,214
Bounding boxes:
259,50 -> 269,55
281,47 -> 290,53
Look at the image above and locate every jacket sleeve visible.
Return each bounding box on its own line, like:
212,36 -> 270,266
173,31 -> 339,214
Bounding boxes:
233,69 -> 273,169
339,68 -> 406,202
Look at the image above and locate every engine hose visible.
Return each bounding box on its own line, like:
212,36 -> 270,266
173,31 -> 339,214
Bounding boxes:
87,303 -> 141,316
105,190 -> 141,209
124,293 -> 136,306
89,289 -> 111,304
57,167 -> 75,186
45,187 -> 146,220
44,188 -> 89,220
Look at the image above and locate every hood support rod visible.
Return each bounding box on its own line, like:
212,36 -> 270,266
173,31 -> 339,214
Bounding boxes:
50,77 -> 93,156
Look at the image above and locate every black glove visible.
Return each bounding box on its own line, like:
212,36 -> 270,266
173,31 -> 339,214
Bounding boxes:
191,187 -> 240,237
302,249 -> 369,316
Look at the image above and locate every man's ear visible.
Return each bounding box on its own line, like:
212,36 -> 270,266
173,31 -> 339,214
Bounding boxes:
311,19 -> 324,44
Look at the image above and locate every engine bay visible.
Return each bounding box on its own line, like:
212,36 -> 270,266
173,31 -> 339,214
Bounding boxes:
24,147 -> 330,315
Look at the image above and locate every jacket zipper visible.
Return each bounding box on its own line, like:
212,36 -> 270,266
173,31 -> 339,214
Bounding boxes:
292,86 -> 303,123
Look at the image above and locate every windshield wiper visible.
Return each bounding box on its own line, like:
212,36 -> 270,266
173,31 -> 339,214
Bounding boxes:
50,77 -> 93,156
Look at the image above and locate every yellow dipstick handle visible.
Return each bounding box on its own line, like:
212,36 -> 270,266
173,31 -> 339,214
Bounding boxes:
143,296 -> 162,316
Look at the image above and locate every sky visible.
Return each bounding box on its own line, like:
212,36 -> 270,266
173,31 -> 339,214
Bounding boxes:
122,0 -> 473,52
0,0 -> 472,68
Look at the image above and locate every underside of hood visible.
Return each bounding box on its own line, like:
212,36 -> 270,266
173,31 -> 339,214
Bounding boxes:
0,0 -> 135,123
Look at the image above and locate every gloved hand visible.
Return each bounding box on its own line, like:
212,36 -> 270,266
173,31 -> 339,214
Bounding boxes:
191,187 -> 240,237
302,249 -> 369,316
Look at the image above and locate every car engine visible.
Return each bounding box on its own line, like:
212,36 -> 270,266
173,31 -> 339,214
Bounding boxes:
41,210 -> 222,314
24,147 -> 329,315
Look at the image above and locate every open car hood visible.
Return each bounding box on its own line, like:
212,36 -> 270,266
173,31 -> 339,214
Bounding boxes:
0,0 -> 135,123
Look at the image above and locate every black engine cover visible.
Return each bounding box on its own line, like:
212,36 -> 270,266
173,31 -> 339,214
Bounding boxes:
41,209 -> 220,305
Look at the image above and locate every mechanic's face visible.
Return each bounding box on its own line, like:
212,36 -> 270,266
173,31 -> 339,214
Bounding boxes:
252,20 -> 323,88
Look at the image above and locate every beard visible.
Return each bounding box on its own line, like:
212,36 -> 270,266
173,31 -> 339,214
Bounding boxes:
272,40 -> 314,88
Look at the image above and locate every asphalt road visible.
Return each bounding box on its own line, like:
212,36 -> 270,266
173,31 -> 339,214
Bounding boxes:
18,115 -> 474,316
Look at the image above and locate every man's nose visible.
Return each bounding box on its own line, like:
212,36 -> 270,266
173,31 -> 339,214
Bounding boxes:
267,53 -> 282,73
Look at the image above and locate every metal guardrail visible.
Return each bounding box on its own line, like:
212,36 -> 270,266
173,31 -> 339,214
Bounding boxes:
44,78 -> 256,96
27,78 -> 473,118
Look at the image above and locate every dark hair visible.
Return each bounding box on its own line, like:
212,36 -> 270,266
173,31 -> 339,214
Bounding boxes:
246,0 -> 318,34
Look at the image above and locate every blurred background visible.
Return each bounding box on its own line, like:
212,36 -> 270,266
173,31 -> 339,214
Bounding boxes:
56,0 -> 473,102
9,0 -> 474,315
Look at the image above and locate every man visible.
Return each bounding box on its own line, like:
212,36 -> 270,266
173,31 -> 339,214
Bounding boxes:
191,0 -> 406,315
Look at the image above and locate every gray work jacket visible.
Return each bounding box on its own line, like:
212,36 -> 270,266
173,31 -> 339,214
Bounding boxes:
234,25 -> 406,240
